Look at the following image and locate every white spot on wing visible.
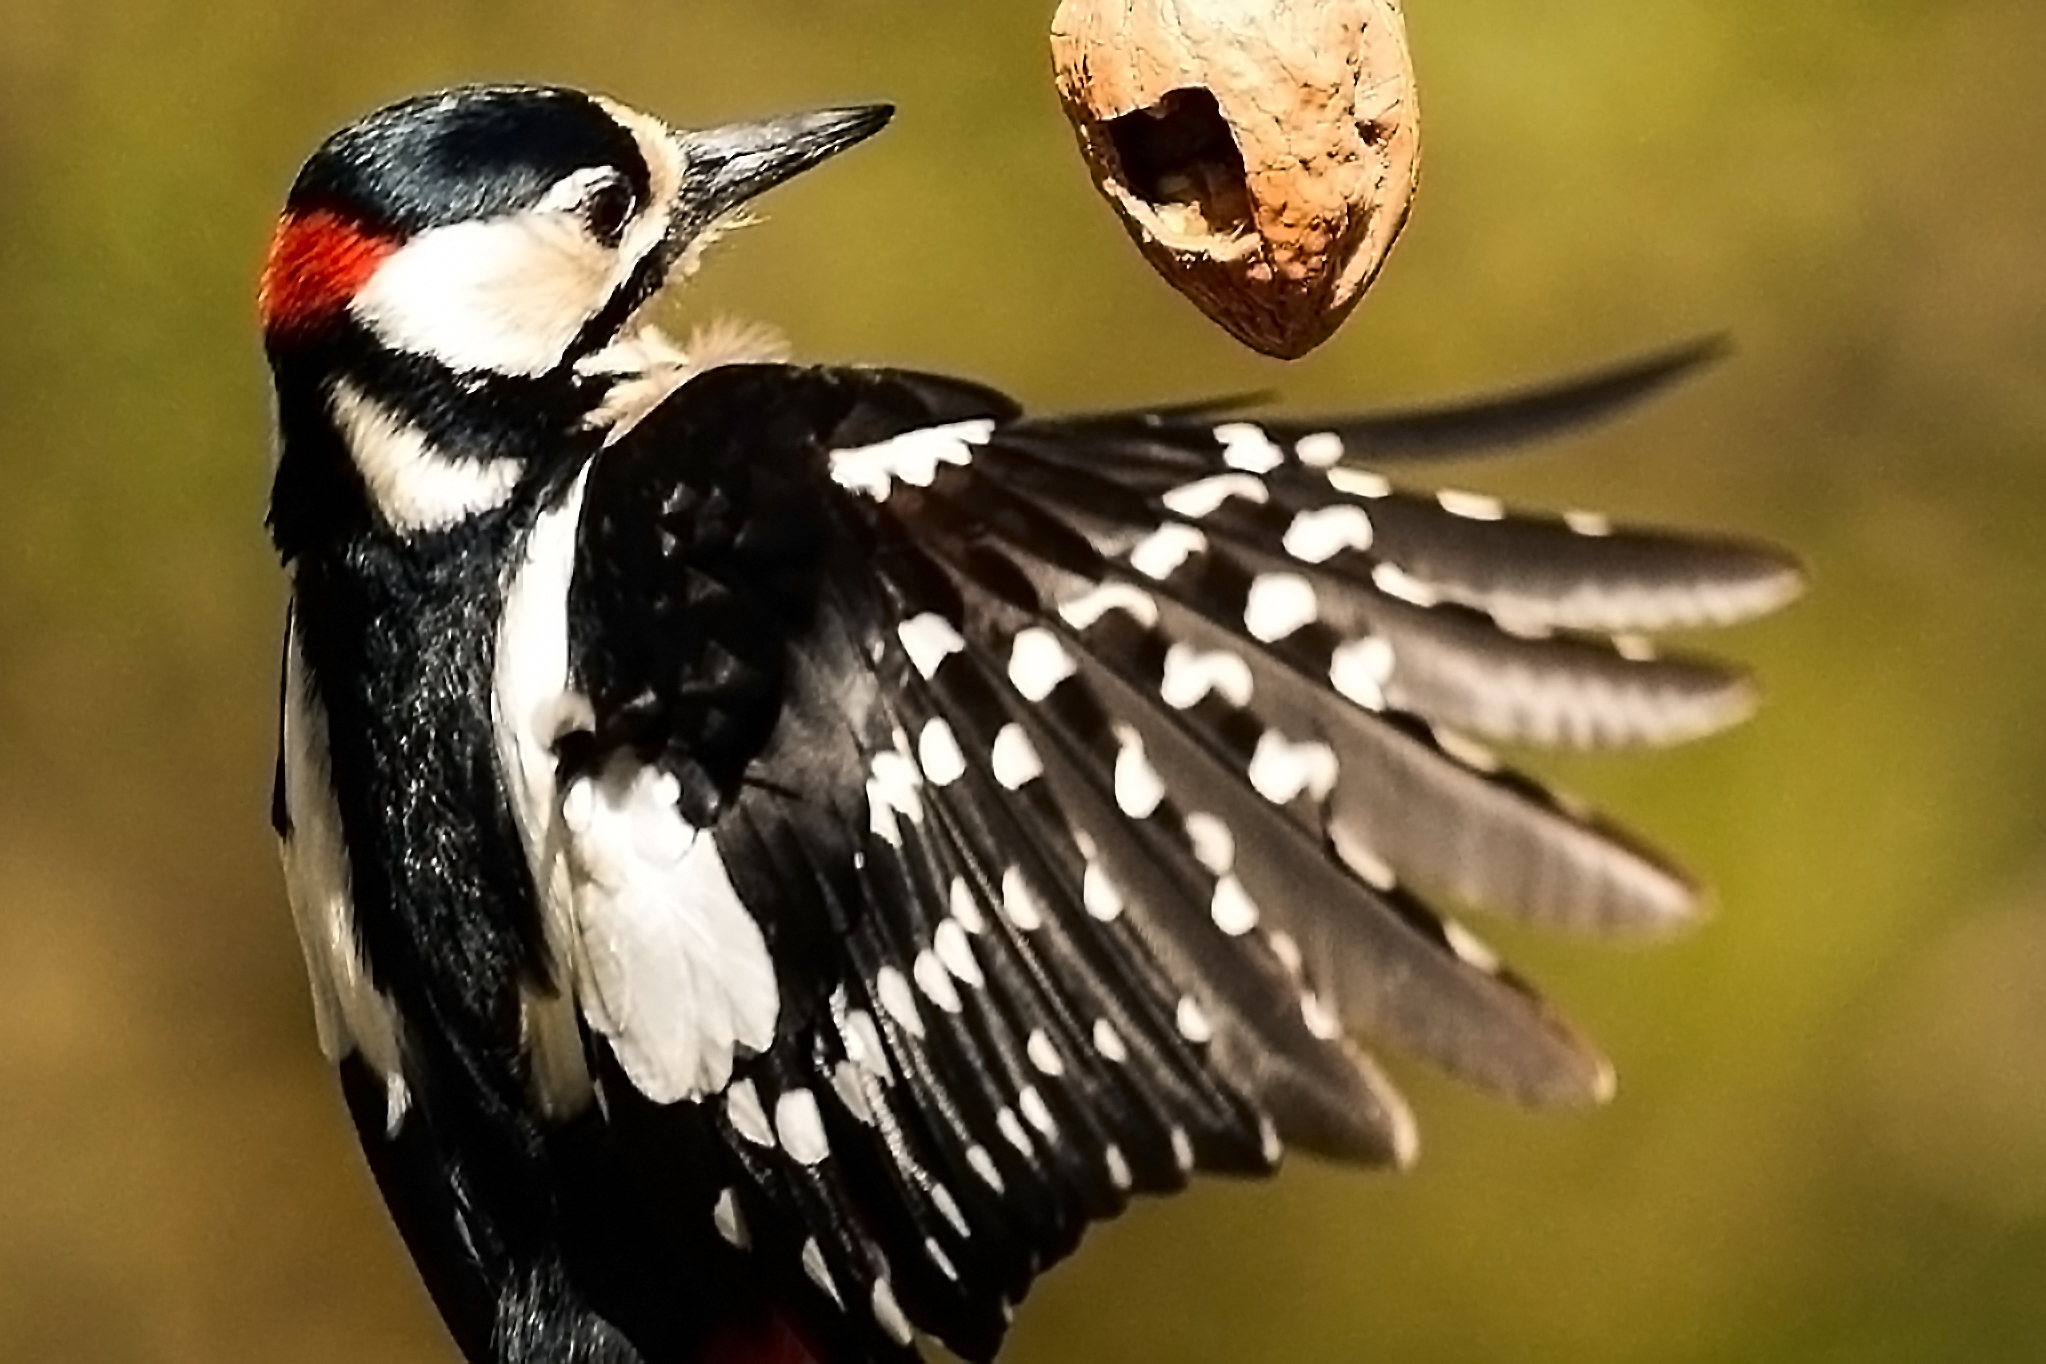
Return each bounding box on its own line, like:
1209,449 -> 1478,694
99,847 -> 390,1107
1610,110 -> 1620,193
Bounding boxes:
1294,431 -> 1344,467
726,1079 -> 775,1147
800,1238 -> 839,1305
1008,628 -> 1076,702
997,1107 -> 1033,1155
1565,509 -> 1613,536
1282,505 -> 1375,563
829,420 -> 994,501
1372,561 -> 1441,607
1092,1018 -> 1129,1062
1184,812 -> 1235,874
914,948 -> 963,1013
1246,731 -> 1339,805
990,724 -> 1043,789
968,1144 -> 1005,1190
1112,726 -> 1167,818
1210,875 -> 1261,936
1175,996 -> 1213,1043
1329,468 -> 1392,498
1302,991 -> 1343,1039
1438,488 -> 1505,520
876,966 -> 925,1038
1170,1126 -> 1195,1171
1159,643 -> 1254,711
948,876 -> 986,934
1059,582 -> 1159,630
934,918 -> 983,987
713,1188 -> 749,1248
1213,422 -> 1286,473
871,1277 -> 914,1346
1083,859 -> 1124,922
1020,1086 -> 1058,1137
1026,1029 -> 1065,1076
1001,866 -> 1045,931
898,613 -> 965,679
917,717 -> 967,786
1162,472 -> 1268,518
1127,523 -> 1207,580
1329,635 -> 1396,710
774,1089 -> 830,1165
844,1007 -> 892,1082
1105,1143 -> 1134,1190
1244,573 -> 1319,642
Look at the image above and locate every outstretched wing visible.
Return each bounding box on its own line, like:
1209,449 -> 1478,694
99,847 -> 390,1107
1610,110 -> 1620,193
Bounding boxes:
547,350 -> 1799,1363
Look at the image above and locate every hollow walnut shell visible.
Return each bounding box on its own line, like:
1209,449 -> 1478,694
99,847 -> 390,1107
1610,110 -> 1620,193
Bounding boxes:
1051,0 -> 1420,359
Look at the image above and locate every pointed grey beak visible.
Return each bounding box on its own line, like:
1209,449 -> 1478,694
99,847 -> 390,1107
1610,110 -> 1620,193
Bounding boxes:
675,104 -> 893,230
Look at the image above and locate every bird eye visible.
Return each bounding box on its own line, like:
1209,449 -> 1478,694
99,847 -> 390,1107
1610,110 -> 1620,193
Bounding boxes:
579,177 -> 637,248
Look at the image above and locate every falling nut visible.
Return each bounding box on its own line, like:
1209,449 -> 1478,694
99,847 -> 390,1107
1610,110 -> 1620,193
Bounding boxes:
1050,0 -> 1420,359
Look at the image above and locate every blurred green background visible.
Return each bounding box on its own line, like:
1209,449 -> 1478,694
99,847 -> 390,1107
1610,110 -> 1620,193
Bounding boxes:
2,1 -> 2043,1361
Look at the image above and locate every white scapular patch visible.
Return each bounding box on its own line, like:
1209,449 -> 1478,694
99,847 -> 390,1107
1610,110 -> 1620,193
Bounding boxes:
1159,643 -> 1254,710
1175,996 -> 1214,1043
713,1187 -> 749,1248
1329,468 -> 1392,499
1092,1017 -> 1129,1062
1183,812 -> 1235,874
329,379 -> 522,534
1111,725 -> 1167,818
1161,472 -> 1268,518
1127,523 -> 1208,580
914,947 -> 962,1013
829,420 -> 995,501
1213,421 -> 1287,473
1210,875 -> 1261,936
1329,635 -> 1396,711
1058,581 -> 1159,630
1104,1143 -> 1134,1190
877,965 -> 925,1038
726,1079 -> 776,1147
558,757 -> 781,1104
933,918 -> 983,987
1008,628 -> 1077,702
871,1277 -> 914,1347
1437,488 -> 1506,521
1244,573 -> 1319,642
898,613 -> 965,679
1371,561 -> 1442,607
1026,1029 -> 1065,1076
774,1088 -> 831,1165
989,724 -> 1043,790
278,619 -> 408,1118
1282,505 -> 1376,563
1001,866 -> 1046,931
1293,431 -> 1345,467
1247,730 -> 1339,805
917,717 -> 967,786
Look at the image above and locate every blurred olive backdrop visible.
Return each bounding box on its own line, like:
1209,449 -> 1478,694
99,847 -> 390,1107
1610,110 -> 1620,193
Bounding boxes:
3,1 -> 2043,1361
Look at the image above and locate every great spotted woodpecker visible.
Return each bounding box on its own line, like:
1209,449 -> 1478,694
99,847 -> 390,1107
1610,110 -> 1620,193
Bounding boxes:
261,85 -> 1800,1364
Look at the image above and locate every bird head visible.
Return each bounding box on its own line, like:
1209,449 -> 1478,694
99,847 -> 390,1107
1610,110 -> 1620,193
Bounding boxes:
260,86 -> 890,376
260,86 -> 889,550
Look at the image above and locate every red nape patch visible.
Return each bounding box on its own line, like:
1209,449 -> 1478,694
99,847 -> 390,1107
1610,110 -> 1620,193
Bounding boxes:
258,209 -> 396,336
702,1311 -> 823,1364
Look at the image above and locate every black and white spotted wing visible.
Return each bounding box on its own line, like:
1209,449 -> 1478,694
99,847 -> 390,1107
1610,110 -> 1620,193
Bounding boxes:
554,350 -> 1800,1363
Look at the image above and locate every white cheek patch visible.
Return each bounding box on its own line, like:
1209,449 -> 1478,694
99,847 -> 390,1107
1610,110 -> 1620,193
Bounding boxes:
329,379 -> 522,533
351,213 -> 615,377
